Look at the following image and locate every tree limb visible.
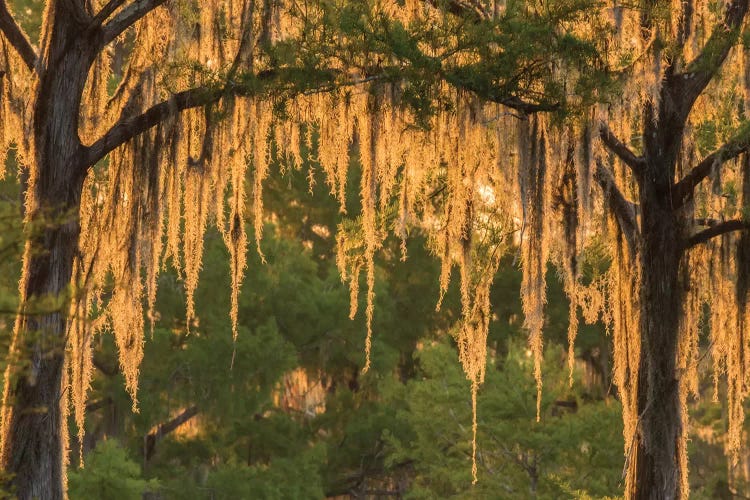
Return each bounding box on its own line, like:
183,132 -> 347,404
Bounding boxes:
100,0 -> 167,46
673,123 -> 750,207
144,406 -> 199,461
91,0 -> 127,27
84,86 -> 223,167
599,122 -> 644,174
426,0 -> 489,20
497,96 -> 559,114
0,0 -> 37,71
84,54 -> 556,175
673,0 -> 749,115
83,65 -> 380,169
594,158 -> 639,253
443,70 -> 559,112
685,219 -> 750,249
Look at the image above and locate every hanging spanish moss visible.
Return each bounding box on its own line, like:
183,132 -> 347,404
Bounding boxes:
517,115 -> 549,421
4,0 -> 750,495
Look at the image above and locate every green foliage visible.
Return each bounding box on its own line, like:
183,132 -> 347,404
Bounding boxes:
8,0 -> 44,43
286,0 -> 612,125
71,156 -> 626,498
383,340 -> 623,499
68,440 -> 157,500
164,446 -> 326,500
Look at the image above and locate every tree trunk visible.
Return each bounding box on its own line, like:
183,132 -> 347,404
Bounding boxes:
628,181 -> 687,500
1,146 -> 86,500
0,10 -> 95,497
1,214 -> 80,499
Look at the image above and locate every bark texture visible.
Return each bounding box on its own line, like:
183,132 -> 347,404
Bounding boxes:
630,192 -> 686,500
0,5 -> 94,498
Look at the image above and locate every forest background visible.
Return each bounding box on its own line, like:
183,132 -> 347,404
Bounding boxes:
0,0 -> 748,498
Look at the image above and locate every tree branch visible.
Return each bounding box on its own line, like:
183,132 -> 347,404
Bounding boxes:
426,0 -> 489,20
144,406 -> 199,461
84,55 -> 555,176
672,0 -> 749,115
497,96 -> 559,114
673,123 -> 750,207
0,0 -> 37,71
91,0 -> 127,27
594,158 -> 639,253
599,122 -> 644,174
84,86 -> 223,167
685,219 -> 750,249
100,0 -> 167,46
443,69 -> 559,112
83,65 -> 377,169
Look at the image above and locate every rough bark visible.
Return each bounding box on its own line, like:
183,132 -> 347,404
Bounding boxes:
629,181 -> 686,500
1,224 -> 79,500
0,6 -> 95,498
605,3 -> 750,494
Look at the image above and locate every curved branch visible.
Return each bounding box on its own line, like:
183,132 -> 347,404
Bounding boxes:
685,219 -> 750,249
497,96 -> 559,114
83,63 -> 394,170
83,53 -> 556,176
84,86 -> 223,167
672,0 -> 749,116
674,123 -> 750,207
444,70 -> 559,112
82,65 -> 339,168
0,0 -> 37,71
100,0 -> 168,46
594,158 -> 639,254
599,122 -> 644,174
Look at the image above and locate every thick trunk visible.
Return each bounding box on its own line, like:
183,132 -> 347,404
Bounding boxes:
629,184 -> 686,500
1,141 -> 85,500
1,213 -> 80,499
0,10 -> 94,497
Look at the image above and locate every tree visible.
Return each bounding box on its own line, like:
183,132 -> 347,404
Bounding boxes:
67,440 -> 157,500
383,339 -> 624,499
306,2 -> 750,498
575,2 -> 750,498
329,2 -> 750,498
15,0 -> 750,499
0,1 -> 591,498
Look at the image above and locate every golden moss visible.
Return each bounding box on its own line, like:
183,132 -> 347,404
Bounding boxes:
3,1 -> 750,494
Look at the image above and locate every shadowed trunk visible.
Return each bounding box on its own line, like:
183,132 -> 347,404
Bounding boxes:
0,8 -> 94,498
0,209 -> 80,500
630,187 -> 686,500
